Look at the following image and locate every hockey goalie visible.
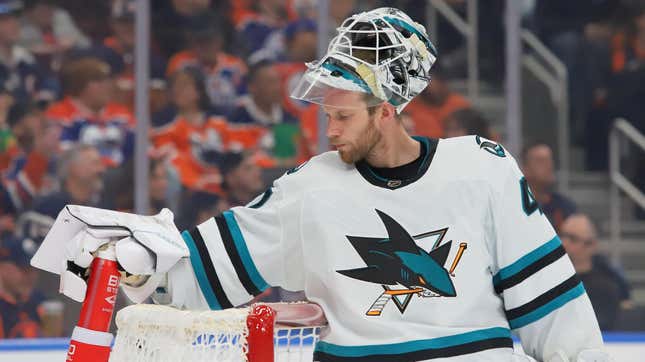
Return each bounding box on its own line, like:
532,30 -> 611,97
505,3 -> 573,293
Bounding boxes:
31,7 -> 611,362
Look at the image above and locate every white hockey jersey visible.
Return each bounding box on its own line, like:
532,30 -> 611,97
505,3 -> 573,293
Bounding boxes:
163,136 -> 603,361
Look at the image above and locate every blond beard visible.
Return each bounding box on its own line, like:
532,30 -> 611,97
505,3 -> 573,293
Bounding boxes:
337,116 -> 381,164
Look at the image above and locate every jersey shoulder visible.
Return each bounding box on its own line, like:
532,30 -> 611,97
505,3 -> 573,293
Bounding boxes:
438,135 -> 509,159
435,135 -> 518,186
274,151 -> 351,189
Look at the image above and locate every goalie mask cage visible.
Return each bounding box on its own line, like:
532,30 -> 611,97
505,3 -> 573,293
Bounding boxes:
109,303 -> 324,362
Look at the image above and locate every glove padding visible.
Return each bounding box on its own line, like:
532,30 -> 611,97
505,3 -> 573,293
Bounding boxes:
30,205 -> 189,303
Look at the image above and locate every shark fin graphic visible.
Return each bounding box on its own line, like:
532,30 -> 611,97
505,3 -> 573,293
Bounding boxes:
374,209 -> 419,254
428,240 -> 452,266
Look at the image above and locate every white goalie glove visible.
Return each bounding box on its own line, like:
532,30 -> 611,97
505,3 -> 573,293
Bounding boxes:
30,205 -> 189,304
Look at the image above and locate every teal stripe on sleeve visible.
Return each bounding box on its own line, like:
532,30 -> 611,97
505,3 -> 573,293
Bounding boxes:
222,211 -> 270,292
493,235 -> 561,286
315,327 -> 511,357
508,282 -> 586,329
181,230 -> 222,310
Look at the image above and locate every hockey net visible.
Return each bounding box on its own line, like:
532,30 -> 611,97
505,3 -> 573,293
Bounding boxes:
109,303 -> 326,362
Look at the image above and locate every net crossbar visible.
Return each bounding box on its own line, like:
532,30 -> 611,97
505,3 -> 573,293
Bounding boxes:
109,304 -> 323,362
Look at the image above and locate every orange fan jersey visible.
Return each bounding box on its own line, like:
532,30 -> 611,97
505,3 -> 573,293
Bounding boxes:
1,150 -> 54,212
152,112 -> 230,194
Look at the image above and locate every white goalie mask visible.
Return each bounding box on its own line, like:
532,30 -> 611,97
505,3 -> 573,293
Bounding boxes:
291,7 -> 437,113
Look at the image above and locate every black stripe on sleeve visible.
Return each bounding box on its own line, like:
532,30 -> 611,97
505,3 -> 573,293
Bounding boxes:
214,215 -> 262,296
189,227 -> 234,308
314,337 -> 513,362
494,245 -> 567,294
505,274 -> 580,321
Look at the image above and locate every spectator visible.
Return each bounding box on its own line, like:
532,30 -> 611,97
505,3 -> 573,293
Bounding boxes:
443,108 -> 493,139
402,64 -> 470,138
19,0 -> 90,74
583,5 -> 645,220
56,0 -> 110,43
521,141 -> 577,232
1,99 -> 29,173
219,151 -> 264,207
101,156 -> 171,215
0,183 -> 15,238
0,0 -> 54,103
0,102 -> 60,247
80,0 -> 167,113
328,0 -> 357,37
228,61 -> 301,167
268,0 -> 354,54
234,0 -> 292,57
249,15 -> 317,64
30,144 -> 105,219
148,158 -> 171,215
533,1 -> 618,127
583,4 -> 645,171
175,190 -> 229,231
152,67 -> 229,195
0,236 -> 47,338
166,18 -> 247,115
0,90 -> 11,151
291,0 -> 317,19
283,18 -> 317,63
152,0 -> 229,58
46,57 -> 135,167
560,213 -> 632,330
606,4 -> 645,141
269,19 -> 319,159
0,101 -> 59,213
270,19 -> 317,118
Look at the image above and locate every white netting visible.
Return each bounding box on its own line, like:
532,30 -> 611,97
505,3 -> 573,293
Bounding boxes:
109,304 -> 251,362
109,303 -> 324,362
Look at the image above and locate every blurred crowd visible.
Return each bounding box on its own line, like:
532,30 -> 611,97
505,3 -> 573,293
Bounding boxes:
0,0 -> 643,338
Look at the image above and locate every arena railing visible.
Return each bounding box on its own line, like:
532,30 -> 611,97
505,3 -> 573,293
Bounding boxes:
425,1 -> 570,194
426,0 -> 479,102
609,118 -> 645,266
520,30 -> 570,194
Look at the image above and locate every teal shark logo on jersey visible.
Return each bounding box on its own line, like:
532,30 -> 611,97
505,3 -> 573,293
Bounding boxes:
476,135 -> 506,157
337,210 -> 467,316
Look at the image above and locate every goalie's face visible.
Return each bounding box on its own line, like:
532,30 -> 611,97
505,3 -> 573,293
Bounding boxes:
324,90 -> 382,164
